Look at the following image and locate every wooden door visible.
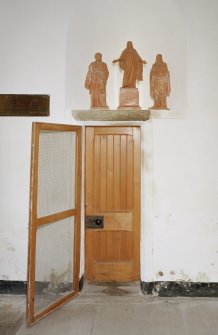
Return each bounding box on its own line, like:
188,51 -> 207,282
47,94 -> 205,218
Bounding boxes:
27,123 -> 82,325
85,126 -> 140,281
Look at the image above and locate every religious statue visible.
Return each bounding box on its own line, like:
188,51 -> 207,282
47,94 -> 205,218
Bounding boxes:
150,54 -> 171,110
113,41 -> 147,109
113,41 -> 147,88
85,53 -> 109,109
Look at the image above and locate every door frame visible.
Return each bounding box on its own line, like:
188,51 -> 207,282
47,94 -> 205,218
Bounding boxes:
84,125 -> 141,282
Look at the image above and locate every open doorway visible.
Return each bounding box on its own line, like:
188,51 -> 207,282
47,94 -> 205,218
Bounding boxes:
27,123 -> 141,326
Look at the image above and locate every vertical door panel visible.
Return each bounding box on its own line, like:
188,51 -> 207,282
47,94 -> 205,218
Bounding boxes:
106,135 -> 114,211
27,123 -> 82,326
113,135 -> 121,211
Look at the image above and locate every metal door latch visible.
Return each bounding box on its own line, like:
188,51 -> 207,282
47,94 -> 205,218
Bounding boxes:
85,216 -> 104,229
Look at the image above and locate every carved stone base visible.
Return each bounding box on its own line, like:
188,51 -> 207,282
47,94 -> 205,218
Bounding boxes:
118,88 -> 141,110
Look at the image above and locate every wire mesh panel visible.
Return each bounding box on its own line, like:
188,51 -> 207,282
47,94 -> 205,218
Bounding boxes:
37,131 -> 76,218
34,217 -> 74,313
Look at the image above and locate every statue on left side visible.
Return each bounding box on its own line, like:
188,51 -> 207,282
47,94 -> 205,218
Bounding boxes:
85,52 -> 109,109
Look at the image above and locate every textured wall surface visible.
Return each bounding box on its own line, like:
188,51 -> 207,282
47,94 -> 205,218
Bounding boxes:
0,0 -> 218,282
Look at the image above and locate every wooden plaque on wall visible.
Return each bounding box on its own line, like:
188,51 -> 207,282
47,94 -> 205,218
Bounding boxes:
0,94 -> 49,116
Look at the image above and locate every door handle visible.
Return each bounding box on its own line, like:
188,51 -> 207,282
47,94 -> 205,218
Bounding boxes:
95,218 -> 102,226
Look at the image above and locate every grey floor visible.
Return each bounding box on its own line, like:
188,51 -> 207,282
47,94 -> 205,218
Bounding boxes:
1,282 -> 218,335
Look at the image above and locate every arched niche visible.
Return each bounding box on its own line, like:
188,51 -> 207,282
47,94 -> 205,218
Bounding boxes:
65,0 -> 187,114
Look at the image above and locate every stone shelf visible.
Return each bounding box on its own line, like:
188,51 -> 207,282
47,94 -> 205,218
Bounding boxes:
72,109 -> 150,122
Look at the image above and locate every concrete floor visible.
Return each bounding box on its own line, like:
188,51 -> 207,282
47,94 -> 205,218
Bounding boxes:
1,282 -> 218,335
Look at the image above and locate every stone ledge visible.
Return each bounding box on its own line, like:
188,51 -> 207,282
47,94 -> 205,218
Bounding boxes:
72,110 -> 150,121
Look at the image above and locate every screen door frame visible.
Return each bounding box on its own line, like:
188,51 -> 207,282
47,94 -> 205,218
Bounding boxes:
27,122 -> 82,326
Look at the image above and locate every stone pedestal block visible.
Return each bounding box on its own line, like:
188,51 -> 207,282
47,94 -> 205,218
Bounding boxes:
118,88 -> 141,110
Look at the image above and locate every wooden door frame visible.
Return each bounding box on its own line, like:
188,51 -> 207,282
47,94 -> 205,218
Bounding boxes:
27,122 -> 82,326
84,125 -> 141,282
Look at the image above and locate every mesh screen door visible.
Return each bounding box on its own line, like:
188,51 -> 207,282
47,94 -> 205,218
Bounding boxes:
27,122 -> 82,326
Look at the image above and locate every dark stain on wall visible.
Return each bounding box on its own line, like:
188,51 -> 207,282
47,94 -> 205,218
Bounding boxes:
141,281 -> 218,297
0,281 -> 27,294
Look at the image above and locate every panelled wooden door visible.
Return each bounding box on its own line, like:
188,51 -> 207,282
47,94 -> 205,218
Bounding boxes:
85,126 -> 140,281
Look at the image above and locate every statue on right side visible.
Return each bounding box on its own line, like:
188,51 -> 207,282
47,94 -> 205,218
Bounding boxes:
150,54 -> 171,110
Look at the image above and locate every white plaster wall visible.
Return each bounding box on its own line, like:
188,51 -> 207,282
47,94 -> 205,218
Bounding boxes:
0,0 -> 74,281
0,0 -> 218,283
148,0 -> 218,282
